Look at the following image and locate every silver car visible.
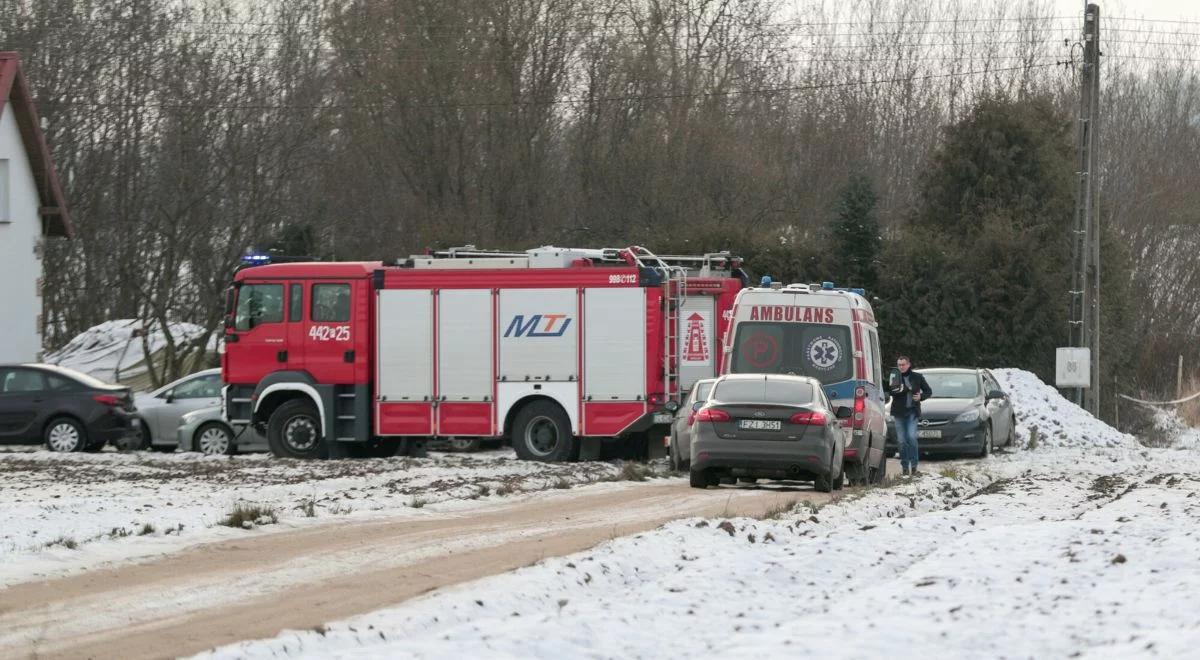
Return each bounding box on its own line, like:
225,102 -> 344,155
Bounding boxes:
133,368 -> 223,451
690,374 -> 850,492
177,406 -> 269,455
669,378 -> 716,471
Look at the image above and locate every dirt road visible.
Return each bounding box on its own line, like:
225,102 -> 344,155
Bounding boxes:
0,475 -> 861,660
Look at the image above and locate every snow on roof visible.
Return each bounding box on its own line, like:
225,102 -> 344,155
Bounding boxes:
43,320 -> 215,386
0,52 -> 71,237
992,368 -> 1138,449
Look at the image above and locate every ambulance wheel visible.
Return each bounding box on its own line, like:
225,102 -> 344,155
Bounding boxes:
268,399 -> 323,460
512,401 -> 576,462
870,443 -> 888,484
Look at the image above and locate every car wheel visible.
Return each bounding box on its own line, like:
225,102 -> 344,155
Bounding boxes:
195,422 -> 236,456
268,399 -> 324,459
977,425 -> 993,458
689,468 -> 710,489
115,421 -> 146,451
512,401 -> 576,462
45,417 -> 86,453
833,451 -> 845,491
448,437 -> 483,453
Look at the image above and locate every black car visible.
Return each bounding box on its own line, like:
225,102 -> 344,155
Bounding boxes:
0,364 -> 137,452
886,368 -> 1015,458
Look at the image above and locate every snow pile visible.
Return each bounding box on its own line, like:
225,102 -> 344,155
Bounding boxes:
992,368 -> 1138,449
44,320 -> 214,385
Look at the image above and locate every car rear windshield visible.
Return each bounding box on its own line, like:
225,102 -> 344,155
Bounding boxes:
730,322 -> 854,383
713,379 -> 814,405
925,372 -> 980,398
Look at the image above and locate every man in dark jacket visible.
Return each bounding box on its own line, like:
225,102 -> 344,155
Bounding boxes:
888,356 -> 933,476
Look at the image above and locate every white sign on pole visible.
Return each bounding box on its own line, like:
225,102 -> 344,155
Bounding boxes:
1056,347 -> 1091,388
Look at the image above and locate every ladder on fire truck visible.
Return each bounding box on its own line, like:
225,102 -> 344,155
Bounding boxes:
622,246 -> 689,407
420,245 -> 740,406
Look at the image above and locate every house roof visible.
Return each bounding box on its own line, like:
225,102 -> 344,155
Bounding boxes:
0,52 -> 71,238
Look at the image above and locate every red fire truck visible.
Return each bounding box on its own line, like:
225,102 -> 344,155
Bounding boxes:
222,246 -> 747,461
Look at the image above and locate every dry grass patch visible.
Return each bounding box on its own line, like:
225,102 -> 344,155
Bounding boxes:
219,503 -> 278,529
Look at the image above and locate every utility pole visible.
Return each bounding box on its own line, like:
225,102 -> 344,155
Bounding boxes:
1069,3 -> 1101,413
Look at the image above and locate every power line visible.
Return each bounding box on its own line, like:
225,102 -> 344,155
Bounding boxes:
1107,16 -> 1200,26
33,61 -> 1066,112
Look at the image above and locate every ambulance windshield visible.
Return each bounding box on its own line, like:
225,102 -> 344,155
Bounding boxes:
730,322 -> 854,383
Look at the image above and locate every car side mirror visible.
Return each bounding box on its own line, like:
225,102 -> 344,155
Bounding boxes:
692,401 -> 704,412
835,406 -> 853,420
165,391 -> 175,404
986,390 -> 1004,400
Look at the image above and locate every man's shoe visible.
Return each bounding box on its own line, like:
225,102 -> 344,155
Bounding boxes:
911,468 -> 921,476
901,466 -> 910,476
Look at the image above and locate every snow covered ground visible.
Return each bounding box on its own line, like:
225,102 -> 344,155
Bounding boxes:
198,371 -> 1200,659
0,447 -> 659,588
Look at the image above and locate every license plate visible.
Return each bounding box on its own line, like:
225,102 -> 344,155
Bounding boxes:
918,430 -> 942,438
738,419 -> 782,431
653,413 -> 673,424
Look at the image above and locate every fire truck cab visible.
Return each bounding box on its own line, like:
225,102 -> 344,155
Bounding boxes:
721,281 -> 887,484
222,246 -> 746,461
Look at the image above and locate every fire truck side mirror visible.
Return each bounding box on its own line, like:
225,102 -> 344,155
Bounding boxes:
223,314 -> 234,331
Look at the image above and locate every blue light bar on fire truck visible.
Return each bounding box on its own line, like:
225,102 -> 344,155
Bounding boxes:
242,252 -> 272,265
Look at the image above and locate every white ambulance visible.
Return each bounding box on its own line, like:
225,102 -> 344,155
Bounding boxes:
720,281 -> 888,484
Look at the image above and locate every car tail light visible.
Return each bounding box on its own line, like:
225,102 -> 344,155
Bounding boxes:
789,411 -> 827,426
852,387 -> 867,428
694,408 -> 730,423
93,394 -> 122,407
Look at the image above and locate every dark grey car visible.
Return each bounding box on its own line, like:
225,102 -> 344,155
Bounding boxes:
689,374 -> 850,492
669,378 -> 716,471
886,368 -> 1015,458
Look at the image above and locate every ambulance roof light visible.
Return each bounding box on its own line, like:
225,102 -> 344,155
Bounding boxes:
760,275 -> 772,287
821,281 -> 835,290
850,288 -> 866,296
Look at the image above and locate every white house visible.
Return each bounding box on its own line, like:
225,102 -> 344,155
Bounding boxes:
0,52 -> 71,364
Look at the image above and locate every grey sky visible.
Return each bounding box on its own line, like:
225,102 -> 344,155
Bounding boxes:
1054,0 -> 1200,21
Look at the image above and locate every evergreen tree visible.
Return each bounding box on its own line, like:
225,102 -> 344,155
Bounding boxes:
879,96 -> 1075,383
829,173 -> 881,291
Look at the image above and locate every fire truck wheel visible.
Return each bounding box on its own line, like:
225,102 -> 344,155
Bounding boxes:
268,399 -> 324,459
512,401 -> 576,462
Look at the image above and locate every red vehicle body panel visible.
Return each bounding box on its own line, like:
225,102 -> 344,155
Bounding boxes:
224,255 -> 745,444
